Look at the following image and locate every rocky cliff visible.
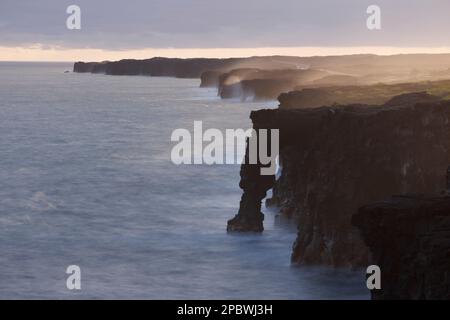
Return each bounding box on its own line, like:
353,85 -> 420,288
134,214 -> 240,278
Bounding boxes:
278,80 -> 450,109
229,98 -> 450,268
74,56 -> 308,78
75,54 -> 450,80
75,54 -> 450,103
216,68 -> 329,100
353,195 -> 450,299
74,57 -> 230,78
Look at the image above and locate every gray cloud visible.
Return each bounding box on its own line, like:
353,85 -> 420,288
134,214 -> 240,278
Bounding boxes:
1,0 -> 450,49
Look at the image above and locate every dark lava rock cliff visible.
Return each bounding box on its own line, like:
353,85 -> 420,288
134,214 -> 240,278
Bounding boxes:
353,195 -> 450,299
74,57 -> 228,78
216,68 -> 329,101
229,98 -> 450,268
74,56 -> 309,78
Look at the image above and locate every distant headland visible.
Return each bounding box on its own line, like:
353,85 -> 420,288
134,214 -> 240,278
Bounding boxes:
74,54 -> 450,102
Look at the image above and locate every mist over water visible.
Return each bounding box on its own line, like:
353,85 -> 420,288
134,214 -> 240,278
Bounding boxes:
0,62 -> 369,299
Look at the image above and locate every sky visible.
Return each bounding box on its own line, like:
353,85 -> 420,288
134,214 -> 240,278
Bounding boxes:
1,0 -> 450,61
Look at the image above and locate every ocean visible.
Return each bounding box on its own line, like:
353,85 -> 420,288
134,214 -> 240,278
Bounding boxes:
0,62 -> 368,299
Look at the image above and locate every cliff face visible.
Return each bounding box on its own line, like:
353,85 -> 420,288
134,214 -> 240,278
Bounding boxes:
74,54 -> 450,80
229,99 -> 450,267
74,56 -> 309,78
217,68 -> 329,101
74,58 -> 229,78
353,195 -> 450,299
75,54 -> 450,102
73,61 -> 109,73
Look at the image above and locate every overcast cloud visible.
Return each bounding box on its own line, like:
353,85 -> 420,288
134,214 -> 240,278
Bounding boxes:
1,0 -> 450,49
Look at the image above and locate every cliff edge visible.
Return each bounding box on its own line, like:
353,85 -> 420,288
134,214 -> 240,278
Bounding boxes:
229,97 -> 450,267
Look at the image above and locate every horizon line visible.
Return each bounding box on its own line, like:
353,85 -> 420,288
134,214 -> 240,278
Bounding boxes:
3,46 -> 450,62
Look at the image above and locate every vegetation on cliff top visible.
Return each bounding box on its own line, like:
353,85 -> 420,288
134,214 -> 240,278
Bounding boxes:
279,79 -> 450,109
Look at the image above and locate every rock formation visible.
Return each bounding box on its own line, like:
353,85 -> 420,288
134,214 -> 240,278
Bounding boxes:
217,68 -> 329,101
278,80 -> 450,109
227,136 -> 276,232
74,57 -> 228,78
230,97 -> 450,268
353,194 -> 450,299
74,56 -> 309,78
74,54 -> 450,82
75,54 -> 450,102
